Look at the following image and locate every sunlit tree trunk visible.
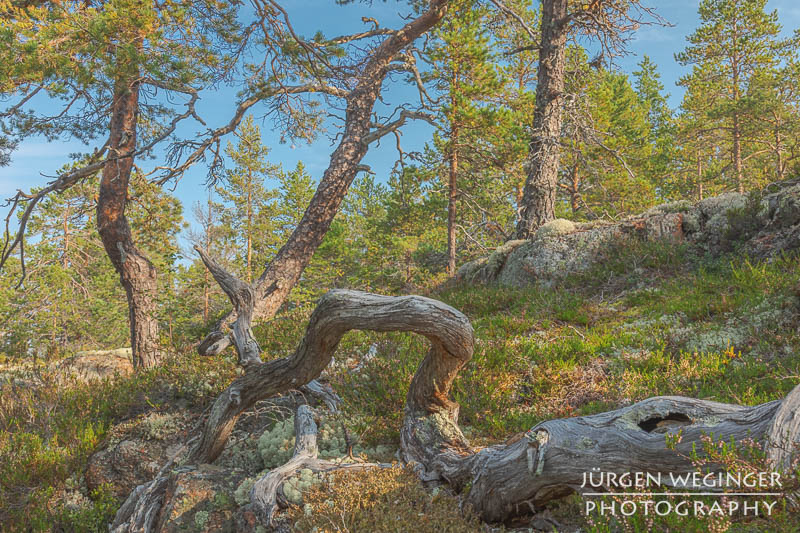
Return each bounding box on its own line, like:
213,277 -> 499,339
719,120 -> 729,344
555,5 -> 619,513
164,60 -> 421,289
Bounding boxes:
514,0 -> 568,238
96,75 -> 161,369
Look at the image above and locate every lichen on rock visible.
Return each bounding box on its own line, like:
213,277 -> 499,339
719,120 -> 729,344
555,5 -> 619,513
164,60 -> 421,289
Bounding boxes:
534,218 -> 576,239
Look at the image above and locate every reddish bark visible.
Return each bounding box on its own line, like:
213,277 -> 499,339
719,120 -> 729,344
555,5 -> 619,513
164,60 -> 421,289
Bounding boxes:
198,0 -> 451,356
96,77 -> 161,369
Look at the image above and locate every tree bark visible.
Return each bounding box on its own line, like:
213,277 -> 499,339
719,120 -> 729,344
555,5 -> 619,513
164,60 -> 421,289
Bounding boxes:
117,287 -> 800,530
774,119 -> 785,182
697,158 -> 704,201
767,382 -> 800,471
246,175 -> 253,283
447,125 -> 459,277
96,76 -> 161,369
197,0 -> 451,357
733,110 -> 744,193
514,0 -> 568,239
569,163 -> 579,214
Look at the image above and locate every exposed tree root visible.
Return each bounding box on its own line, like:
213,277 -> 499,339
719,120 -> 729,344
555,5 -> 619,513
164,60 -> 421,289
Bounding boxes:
114,251 -> 800,530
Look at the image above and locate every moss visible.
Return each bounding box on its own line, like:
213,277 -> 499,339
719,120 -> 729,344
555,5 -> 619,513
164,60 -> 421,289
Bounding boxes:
138,412 -> 180,441
535,218 -> 576,239
233,477 -> 256,506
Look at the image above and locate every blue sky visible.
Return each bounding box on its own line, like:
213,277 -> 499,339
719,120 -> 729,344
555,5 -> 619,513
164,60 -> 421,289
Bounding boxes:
2,0 -> 800,253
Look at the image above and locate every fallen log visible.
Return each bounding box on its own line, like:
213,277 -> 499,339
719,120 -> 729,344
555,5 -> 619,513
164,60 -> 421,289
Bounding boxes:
114,254 -> 800,530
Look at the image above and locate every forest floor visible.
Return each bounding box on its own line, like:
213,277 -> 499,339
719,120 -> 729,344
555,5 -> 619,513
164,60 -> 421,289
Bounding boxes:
2,238 -> 800,532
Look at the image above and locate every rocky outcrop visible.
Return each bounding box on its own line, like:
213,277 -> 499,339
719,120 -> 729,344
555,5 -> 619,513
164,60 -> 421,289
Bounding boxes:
458,179 -> 800,287
86,411 -> 191,500
53,348 -> 133,383
154,465 -> 244,533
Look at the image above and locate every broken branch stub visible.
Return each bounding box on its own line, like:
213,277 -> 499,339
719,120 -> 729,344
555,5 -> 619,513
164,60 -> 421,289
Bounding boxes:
118,287 -> 800,529
194,246 -> 261,367
767,382 -> 800,471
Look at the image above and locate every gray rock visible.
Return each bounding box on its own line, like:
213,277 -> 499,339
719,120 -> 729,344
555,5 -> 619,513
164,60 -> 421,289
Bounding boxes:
697,192 -> 747,218
52,348 -> 133,383
459,180 -> 800,288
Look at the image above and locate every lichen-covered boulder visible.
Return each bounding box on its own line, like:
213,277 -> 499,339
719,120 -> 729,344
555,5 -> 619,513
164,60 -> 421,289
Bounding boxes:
85,439 -> 164,500
496,225 -> 618,287
534,218 -> 575,239
53,348 -> 133,383
768,183 -> 800,228
460,179 -> 800,288
494,212 -> 683,287
154,464 -> 243,533
86,411 -> 190,499
696,192 -> 747,218
456,240 -> 526,284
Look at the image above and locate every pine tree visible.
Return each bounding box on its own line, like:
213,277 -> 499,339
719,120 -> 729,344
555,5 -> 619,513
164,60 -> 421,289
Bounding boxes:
216,116 -> 281,283
0,0 -> 240,367
676,0 -> 792,192
0,172 -> 182,358
559,55 -> 656,218
748,55 -> 800,181
425,0 -> 505,275
633,55 -> 677,191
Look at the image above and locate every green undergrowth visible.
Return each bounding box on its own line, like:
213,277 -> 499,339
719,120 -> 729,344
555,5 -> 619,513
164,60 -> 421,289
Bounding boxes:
3,240 -> 800,531
0,352 -> 237,530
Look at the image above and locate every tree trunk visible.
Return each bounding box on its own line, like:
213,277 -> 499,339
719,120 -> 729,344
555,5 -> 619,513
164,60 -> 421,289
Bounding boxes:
569,163 -> 579,214
246,175 -> 253,283
116,281 -> 800,531
514,0 -> 567,239
733,110 -> 744,193
96,77 -> 161,369
697,158 -> 704,201
61,204 -> 70,268
774,121 -> 785,182
117,287 -> 800,531
447,125 -> 459,277
730,24 -> 744,194
197,0 -> 451,357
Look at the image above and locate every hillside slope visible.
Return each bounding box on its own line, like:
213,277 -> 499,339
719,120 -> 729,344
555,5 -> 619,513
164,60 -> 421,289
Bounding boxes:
2,184 -> 800,532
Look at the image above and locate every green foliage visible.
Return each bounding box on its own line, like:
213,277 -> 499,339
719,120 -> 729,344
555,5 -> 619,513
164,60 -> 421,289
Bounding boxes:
0,352 -> 236,530
723,191 -> 765,245
560,59 -> 662,218
0,0 -> 240,145
0,171 -> 183,359
676,0 -> 799,194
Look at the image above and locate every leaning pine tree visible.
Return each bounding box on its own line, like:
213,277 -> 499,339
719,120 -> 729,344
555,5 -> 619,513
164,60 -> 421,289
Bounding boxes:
0,0 -> 242,368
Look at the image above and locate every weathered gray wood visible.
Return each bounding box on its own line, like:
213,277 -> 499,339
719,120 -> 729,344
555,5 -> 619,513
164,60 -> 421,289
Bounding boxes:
111,476 -> 169,533
250,404 -> 387,526
457,396 -> 781,521
116,287 -> 800,530
186,290 -> 474,464
767,382 -> 800,471
195,246 -> 261,367
196,0 -> 451,358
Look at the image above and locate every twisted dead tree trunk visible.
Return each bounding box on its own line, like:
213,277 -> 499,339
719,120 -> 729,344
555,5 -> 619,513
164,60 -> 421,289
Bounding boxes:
115,257 -> 800,530
197,0 -> 451,357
